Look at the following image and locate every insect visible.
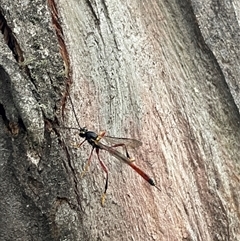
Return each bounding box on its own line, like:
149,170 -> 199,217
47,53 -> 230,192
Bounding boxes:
66,90 -> 161,205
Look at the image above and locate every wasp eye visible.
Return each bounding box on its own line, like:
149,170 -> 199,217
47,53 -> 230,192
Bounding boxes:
79,131 -> 85,137
79,127 -> 88,137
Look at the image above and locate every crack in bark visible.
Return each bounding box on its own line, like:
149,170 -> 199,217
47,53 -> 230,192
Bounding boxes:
47,0 -> 84,212
0,8 -> 23,62
47,0 -> 72,122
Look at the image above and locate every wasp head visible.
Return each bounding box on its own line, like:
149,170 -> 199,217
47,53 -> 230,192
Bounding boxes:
79,127 -> 88,138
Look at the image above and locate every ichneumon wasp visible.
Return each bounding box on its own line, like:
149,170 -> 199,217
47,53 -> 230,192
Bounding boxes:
65,90 -> 161,205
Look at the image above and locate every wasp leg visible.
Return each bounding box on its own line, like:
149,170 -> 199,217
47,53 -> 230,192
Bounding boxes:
71,139 -> 87,149
96,148 -> 109,206
110,143 -> 135,162
80,147 -> 94,178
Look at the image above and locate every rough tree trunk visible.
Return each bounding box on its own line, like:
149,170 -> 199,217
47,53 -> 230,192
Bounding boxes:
0,0 -> 239,241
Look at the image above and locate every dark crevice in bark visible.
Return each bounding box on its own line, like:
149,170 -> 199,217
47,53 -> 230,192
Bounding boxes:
47,0 -> 85,214
0,103 -> 10,128
0,7 -> 40,92
0,8 -> 23,62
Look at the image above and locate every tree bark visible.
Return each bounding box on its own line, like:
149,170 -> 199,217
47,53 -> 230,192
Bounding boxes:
0,0 -> 239,241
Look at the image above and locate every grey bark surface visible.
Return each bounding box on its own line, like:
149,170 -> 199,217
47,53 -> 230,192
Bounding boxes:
0,0 -> 239,241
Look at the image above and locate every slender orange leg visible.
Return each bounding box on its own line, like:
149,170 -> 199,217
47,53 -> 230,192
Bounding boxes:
96,148 -> 109,206
97,131 -> 135,161
72,139 -> 86,148
109,143 -> 135,161
80,147 -> 94,178
77,139 -> 87,147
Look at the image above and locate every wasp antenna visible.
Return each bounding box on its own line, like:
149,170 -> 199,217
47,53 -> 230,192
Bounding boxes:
154,185 -> 161,192
66,88 -> 82,129
59,126 -> 81,131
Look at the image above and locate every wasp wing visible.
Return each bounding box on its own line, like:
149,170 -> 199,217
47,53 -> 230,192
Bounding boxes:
96,141 -> 156,186
101,136 -> 142,149
96,141 -> 133,165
